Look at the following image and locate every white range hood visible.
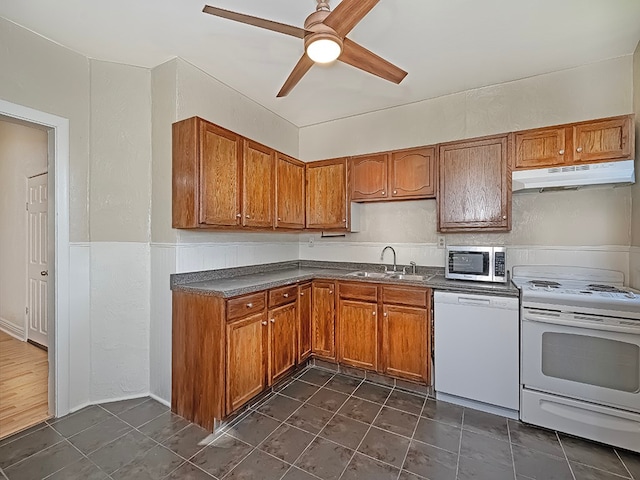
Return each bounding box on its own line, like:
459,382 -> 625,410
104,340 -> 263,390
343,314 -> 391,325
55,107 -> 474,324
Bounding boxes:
512,159 -> 635,192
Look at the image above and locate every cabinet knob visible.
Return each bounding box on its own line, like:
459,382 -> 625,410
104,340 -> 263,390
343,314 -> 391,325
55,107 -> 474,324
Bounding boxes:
372,311 -> 376,316
277,217 -> 281,221
329,290 -> 333,294
383,312 -> 388,317
246,303 -> 253,308
381,191 -> 385,195
283,293 -> 289,298
559,149 -> 565,155
261,321 -> 267,326
393,190 -> 397,194
245,214 -> 250,218
502,215 -> 507,220
342,219 -> 346,222
236,213 -> 241,218
270,318 -> 275,323
576,147 -> 583,153
300,292 -> 304,296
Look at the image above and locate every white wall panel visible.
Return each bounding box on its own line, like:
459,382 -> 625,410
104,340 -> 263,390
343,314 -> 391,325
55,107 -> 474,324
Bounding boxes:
68,243 -> 91,409
90,242 -> 150,402
630,247 -> 640,289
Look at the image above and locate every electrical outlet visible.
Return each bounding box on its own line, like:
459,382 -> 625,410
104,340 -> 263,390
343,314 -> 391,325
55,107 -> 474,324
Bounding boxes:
309,236 -> 314,247
437,236 -> 446,249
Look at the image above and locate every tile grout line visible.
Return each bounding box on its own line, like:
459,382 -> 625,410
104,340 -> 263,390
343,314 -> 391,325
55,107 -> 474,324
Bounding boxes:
395,390 -> 428,480
334,384 -> 395,480
506,417 -> 518,480
454,408 -> 466,479
614,449 -> 635,480
556,432 -> 578,480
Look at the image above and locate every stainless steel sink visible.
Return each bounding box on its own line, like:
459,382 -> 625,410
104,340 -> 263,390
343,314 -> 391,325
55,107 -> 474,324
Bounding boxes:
387,273 -> 434,281
347,271 -> 388,279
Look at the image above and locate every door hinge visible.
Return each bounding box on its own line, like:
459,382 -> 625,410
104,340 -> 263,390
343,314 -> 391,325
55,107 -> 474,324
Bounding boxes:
26,306 -> 29,314
26,202 -> 29,211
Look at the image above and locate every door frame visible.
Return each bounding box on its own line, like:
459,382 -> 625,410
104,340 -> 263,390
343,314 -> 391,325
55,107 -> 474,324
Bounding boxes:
1,98 -> 71,418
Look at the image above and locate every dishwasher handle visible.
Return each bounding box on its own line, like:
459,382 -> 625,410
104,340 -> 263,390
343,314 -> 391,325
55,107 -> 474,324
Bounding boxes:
457,297 -> 491,306
434,291 -> 518,310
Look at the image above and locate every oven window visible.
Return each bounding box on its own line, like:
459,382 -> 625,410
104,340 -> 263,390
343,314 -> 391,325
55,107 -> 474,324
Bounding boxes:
449,252 -> 489,275
541,332 -> 639,393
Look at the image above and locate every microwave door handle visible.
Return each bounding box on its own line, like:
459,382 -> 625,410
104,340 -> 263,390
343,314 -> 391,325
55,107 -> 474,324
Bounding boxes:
525,312 -> 640,335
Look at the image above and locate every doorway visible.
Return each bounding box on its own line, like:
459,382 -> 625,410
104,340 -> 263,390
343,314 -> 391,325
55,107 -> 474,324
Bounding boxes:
0,98 -> 71,435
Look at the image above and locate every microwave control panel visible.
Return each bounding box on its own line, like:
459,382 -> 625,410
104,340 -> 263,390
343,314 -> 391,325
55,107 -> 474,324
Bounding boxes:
494,252 -> 506,277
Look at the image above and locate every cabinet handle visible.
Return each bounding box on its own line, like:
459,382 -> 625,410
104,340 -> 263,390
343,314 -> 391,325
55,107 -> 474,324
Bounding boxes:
270,318 -> 275,323
576,147 -> 583,153
559,149 -> 565,155
261,321 -> 267,326
246,303 -> 253,308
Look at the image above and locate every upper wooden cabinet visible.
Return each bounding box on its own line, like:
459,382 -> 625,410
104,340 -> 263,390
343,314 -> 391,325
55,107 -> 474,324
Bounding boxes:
276,154 -> 305,229
306,158 -> 349,230
438,135 -> 511,232
243,140 -> 275,228
514,115 -> 634,170
350,147 -> 436,202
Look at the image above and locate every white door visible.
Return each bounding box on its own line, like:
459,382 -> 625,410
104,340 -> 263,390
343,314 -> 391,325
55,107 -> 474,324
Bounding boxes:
27,173 -> 48,347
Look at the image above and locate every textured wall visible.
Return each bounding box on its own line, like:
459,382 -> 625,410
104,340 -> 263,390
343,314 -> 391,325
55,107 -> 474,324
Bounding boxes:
0,17 -> 90,242
89,60 -> 152,243
0,120 -> 48,334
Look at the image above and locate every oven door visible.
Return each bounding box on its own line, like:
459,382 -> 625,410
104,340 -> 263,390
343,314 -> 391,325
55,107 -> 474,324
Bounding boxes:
522,308 -> 640,413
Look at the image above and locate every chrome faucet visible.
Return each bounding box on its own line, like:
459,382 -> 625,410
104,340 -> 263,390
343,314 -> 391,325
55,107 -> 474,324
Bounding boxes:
380,246 -> 397,272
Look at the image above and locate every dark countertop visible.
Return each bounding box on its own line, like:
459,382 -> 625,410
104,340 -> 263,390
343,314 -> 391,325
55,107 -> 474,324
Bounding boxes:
171,261 -> 520,298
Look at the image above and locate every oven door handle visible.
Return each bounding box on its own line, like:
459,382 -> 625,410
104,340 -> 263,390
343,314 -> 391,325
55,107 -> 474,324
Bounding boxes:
524,313 -> 640,335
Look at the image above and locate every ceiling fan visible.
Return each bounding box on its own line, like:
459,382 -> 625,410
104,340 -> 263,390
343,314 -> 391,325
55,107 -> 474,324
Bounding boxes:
202,0 -> 408,97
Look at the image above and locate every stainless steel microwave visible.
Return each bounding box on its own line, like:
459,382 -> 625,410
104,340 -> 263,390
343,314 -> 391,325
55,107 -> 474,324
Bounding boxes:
445,246 -> 507,283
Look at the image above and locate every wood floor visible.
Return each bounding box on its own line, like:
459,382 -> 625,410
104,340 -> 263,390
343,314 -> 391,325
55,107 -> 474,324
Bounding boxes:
0,331 -> 50,439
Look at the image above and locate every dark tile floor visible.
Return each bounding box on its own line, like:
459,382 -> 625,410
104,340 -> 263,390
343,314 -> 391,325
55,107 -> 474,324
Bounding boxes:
1,367 -> 639,480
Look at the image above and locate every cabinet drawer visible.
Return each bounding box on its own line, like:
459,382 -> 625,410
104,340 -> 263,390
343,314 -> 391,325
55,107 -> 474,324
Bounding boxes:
339,282 -> 378,302
382,286 -> 427,307
269,285 -> 298,308
227,292 -> 267,320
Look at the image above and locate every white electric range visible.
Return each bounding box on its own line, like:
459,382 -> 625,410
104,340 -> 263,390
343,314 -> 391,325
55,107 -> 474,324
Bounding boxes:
512,265 -> 640,453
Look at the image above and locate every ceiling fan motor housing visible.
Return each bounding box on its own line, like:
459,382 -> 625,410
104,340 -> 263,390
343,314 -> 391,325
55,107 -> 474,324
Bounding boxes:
304,9 -> 343,55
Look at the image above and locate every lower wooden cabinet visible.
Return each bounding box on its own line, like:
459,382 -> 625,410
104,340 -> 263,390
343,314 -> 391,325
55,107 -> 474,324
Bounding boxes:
338,299 -> 378,370
298,283 -> 312,362
383,304 -> 429,383
269,302 -> 297,385
226,311 -> 267,413
312,281 -> 336,359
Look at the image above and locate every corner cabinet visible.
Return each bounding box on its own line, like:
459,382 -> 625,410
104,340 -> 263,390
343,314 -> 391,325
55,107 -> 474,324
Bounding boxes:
311,281 -> 336,359
514,114 -> 634,170
438,134 -> 511,232
306,158 -> 349,230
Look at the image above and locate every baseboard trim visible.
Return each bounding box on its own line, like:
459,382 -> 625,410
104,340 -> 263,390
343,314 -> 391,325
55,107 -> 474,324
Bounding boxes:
149,393 -> 170,408
0,318 -> 25,341
27,339 -> 48,351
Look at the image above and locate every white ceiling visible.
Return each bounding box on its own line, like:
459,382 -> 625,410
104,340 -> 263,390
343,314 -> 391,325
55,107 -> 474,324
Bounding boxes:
2,0 -> 640,127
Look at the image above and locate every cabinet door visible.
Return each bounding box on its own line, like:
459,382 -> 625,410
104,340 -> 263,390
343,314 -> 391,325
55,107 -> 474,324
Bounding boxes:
200,122 -> 242,226
390,147 -> 436,199
350,154 -> 388,201
573,116 -> 633,163
383,304 -> 428,383
312,281 -> 336,359
438,135 -> 511,232
298,283 -> 312,363
514,127 -> 566,169
276,154 -> 305,229
306,158 -> 348,230
338,299 -> 378,371
269,302 -> 297,384
226,312 -> 267,413
243,140 -> 275,228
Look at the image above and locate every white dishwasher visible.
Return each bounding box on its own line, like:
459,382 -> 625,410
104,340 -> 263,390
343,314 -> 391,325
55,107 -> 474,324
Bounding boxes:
434,291 -> 519,417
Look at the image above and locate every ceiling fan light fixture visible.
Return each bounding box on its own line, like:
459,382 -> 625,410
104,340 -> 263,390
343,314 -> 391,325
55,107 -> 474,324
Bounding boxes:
306,37 -> 342,63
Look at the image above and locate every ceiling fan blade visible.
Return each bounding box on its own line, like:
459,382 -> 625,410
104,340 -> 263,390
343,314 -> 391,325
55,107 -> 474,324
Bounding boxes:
339,38 -> 407,84
323,0 -> 379,37
277,54 -> 314,97
202,5 -> 309,38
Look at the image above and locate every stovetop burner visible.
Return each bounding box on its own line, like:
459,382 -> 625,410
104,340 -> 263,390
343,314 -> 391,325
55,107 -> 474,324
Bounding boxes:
587,284 -> 627,293
528,280 -> 561,288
